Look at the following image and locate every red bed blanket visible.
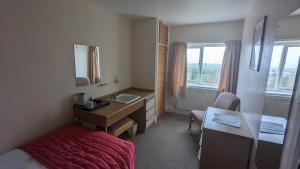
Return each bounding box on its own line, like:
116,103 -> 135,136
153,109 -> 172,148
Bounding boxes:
21,124 -> 135,169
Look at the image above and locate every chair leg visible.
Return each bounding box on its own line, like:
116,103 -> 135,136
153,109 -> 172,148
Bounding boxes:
188,113 -> 193,130
130,125 -> 135,141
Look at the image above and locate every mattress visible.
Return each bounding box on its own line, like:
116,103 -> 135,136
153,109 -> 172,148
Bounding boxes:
0,124 -> 135,169
0,149 -> 46,169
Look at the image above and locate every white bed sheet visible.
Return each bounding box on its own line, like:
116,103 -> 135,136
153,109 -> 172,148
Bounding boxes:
0,149 -> 46,169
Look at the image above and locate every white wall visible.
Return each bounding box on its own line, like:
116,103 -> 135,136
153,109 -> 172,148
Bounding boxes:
236,0 -> 300,168
0,0 -> 132,154
170,20 -> 244,43
276,15 -> 300,40
131,19 -> 158,90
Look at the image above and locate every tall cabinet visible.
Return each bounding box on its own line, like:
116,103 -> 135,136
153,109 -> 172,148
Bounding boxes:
131,18 -> 169,120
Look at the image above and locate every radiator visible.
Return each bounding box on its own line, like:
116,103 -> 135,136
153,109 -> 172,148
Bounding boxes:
175,86 -> 217,111
167,88 -> 291,118
263,94 -> 291,118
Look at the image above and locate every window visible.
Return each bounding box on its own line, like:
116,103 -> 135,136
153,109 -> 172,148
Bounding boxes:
267,45 -> 283,90
187,44 -> 225,87
267,42 -> 300,93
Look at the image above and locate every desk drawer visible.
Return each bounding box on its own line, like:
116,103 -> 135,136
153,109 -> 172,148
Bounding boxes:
146,115 -> 155,128
146,107 -> 155,120
146,97 -> 155,111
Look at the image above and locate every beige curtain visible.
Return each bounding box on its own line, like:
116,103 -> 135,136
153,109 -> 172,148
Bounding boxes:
89,46 -> 101,84
170,42 -> 187,97
218,40 -> 241,94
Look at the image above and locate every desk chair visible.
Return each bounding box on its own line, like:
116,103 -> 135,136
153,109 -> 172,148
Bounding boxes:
188,92 -> 240,129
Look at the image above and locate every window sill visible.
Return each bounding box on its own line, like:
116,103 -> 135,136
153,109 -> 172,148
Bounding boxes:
187,83 -> 218,90
266,90 -> 292,96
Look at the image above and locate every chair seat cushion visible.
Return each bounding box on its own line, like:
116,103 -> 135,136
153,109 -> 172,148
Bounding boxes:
191,110 -> 205,121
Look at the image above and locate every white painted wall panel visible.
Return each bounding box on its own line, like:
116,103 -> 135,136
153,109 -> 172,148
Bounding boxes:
0,0 -> 132,154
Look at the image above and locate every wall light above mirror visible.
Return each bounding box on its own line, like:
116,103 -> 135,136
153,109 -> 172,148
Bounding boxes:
74,44 -> 101,87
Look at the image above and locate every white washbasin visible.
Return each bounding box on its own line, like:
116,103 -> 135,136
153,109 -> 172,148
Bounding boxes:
108,94 -> 141,104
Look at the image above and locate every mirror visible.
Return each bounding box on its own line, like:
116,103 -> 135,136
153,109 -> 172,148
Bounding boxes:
249,16 -> 267,71
74,44 -> 101,87
256,8 -> 300,169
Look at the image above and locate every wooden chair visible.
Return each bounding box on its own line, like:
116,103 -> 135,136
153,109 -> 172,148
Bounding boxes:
188,92 -> 240,130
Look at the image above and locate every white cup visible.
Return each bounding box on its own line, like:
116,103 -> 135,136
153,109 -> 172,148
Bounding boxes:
86,101 -> 96,109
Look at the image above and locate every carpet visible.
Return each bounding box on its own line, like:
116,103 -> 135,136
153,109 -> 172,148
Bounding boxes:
134,112 -> 201,169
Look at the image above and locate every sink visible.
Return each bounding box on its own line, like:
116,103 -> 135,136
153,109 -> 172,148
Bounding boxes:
108,94 -> 141,104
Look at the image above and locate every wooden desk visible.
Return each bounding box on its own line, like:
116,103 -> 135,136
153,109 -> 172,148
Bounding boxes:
199,107 -> 253,169
76,88 -> 155,133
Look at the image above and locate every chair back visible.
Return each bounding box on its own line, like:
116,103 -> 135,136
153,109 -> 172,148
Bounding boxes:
214,92 -> 240,111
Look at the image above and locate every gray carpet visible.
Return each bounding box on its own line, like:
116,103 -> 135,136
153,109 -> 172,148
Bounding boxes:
134,112 -> 200,169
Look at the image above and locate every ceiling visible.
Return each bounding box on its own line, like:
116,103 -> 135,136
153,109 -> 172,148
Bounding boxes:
95,0 -> 254,25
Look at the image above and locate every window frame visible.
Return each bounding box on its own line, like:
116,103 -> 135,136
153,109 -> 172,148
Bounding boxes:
186,42 -> 226,88
267,41 -> 300,94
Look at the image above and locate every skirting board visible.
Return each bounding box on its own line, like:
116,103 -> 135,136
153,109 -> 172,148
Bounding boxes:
166,106 -> 191,115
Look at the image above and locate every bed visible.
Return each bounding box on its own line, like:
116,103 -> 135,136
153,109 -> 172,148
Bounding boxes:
0,124 -> 135,169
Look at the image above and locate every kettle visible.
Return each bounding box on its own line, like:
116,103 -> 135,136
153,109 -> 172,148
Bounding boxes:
72,93 -> 86,106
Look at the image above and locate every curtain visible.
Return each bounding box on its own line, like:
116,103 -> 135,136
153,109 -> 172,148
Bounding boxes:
218,40 -> 241,94
170,42 -> 187,97
89,46 -> 101,84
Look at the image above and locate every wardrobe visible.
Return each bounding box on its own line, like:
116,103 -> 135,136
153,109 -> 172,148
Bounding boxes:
131,18 -> 169,119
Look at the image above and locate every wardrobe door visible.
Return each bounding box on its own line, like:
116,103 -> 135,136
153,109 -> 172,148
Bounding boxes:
157,45 -> 168,117
156,21 -> 169,118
